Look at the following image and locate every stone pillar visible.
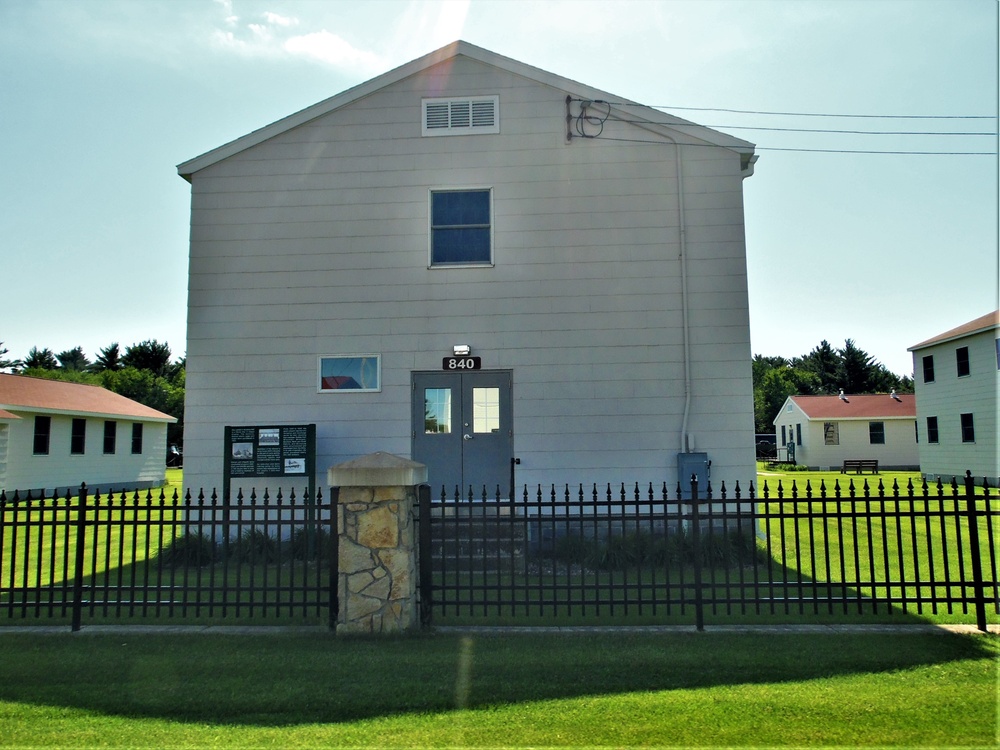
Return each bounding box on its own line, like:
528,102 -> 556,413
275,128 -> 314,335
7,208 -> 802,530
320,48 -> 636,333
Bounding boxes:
327,452 -> 426,635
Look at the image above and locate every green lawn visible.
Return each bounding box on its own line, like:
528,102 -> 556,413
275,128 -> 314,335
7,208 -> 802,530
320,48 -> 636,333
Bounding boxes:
0,631 -> 995,748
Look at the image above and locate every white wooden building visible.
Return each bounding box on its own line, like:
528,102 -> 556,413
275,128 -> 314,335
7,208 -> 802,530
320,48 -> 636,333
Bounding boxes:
773,394 -> 918,471
908,310 -> 999,484
177,41 -> 759,496
0,374 -> 176,495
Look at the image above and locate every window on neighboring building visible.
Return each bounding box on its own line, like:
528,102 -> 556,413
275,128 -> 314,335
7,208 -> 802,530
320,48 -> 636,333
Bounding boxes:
430,189 -> 492,266
926,416 -> 939,443
795,423 -> 802,446
103,421 -> 117,454
922,355 -> 935,383
869,421 -> 885,445
781,425 -> 787,444
956,346 -> 970,377
71,418 -> 86,455
131,423 -> 143,454
960,413 -> 975,443
824,422 -> 839,445
33,416 -> 51,455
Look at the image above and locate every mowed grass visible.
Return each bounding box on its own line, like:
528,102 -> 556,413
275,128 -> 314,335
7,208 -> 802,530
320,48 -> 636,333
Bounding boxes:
0,631 -> 996,748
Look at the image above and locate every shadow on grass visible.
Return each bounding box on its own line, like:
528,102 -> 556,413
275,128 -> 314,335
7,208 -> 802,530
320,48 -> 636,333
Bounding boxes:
0,630 -> 995,728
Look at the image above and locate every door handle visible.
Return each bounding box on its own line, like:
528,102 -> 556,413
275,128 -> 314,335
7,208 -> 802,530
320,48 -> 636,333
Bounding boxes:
463,434 -> 473,441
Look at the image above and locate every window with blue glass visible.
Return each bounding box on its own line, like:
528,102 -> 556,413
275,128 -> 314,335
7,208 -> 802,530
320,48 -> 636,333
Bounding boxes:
430,189 -> 492,266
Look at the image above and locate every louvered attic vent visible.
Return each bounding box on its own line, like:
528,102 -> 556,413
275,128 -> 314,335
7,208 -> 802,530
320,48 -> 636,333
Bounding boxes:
422,96 -> 499,136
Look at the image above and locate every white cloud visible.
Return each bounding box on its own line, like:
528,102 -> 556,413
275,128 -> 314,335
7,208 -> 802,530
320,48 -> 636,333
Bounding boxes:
284,30 -> 386,73
262,11 -> 297,28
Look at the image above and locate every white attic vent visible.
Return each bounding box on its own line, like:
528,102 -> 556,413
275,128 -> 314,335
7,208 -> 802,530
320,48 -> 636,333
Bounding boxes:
422,96 -> 499,136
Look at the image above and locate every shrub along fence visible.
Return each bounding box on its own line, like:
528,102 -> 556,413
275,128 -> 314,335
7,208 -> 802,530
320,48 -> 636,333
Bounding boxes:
1,473 -> 996,631
0,485 -> 336,630
418,472 -> 997,631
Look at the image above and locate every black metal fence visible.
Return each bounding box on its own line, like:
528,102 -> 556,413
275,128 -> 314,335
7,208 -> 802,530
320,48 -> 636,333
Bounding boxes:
0,485 -> 336,630
3,473 -> 996,632
417,472 -> 998,631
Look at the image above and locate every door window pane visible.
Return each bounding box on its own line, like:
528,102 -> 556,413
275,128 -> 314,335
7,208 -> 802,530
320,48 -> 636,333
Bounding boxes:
473,387 -> 500,433
424,389 -> 452,433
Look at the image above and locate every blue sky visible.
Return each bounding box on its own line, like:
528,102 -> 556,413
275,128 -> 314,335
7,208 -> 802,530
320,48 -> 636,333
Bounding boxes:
1,0 -> 996,377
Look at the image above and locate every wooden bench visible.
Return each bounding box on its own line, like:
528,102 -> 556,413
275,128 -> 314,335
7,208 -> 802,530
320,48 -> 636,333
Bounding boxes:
841,459 -> 879,474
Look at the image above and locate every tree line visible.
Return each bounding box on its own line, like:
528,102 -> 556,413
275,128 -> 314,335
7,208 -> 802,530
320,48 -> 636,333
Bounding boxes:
0,340 -> 185,450
753,339 -> 913,434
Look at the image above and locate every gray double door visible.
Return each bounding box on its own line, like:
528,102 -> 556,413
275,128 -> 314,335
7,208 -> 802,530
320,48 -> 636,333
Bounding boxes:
412,371 -> 513,497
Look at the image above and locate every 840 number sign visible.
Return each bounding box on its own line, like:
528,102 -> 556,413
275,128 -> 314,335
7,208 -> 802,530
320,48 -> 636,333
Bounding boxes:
442,356 -> 482,370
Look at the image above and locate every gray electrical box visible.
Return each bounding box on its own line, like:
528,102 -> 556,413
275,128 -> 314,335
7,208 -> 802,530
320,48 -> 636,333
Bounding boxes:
677,452 -> 709,501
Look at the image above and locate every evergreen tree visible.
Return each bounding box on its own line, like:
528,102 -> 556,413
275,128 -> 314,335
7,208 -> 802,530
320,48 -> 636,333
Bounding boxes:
22,347 -> 58,370
121,340 -> 172,377
0,342 -> 19,372
90,342 -> 123,372
56,346 -> 91,372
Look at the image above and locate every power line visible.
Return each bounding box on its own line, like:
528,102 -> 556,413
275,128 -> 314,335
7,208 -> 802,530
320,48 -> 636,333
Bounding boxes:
575,99 -> 997,120
666,123 -> 998,137
594,135 -> 997,156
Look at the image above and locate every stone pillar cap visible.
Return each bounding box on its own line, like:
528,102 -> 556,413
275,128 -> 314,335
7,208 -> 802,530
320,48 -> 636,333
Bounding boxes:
327,452 -> 428,488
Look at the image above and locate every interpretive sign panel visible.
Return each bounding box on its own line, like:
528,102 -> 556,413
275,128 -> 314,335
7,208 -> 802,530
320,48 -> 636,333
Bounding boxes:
224,424 -> 316,480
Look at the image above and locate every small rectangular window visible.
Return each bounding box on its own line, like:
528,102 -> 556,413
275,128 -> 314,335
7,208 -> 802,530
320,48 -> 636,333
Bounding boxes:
960,413 -> 975,443
71,418 -> 86,455
869,421 -> 885,445
795,423 -> 802,446
956,346 -> 970,377
131,423 -> 143,454
103,421 -> 117,454
824,422 -> 839,445
922,355 -> 935,383
318,355 -> 381,393
33,416 -> 51,455
926,416 -> 939,444
430,189 -> 492,266
780,425 -> 787,445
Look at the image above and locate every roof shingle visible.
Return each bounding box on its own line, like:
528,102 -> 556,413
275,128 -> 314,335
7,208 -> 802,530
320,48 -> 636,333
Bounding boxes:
0,374 -> 176,422
788,394 -> 916,420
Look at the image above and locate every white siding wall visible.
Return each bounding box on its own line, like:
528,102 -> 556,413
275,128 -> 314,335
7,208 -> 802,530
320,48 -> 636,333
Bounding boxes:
913,329 -> 1000,482
183,57 -> 755,493
0,412 -> 169,494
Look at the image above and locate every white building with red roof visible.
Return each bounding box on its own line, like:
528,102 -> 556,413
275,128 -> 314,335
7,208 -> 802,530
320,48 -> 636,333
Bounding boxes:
908,310 -> 999,484
772,393 -> 918,471
0,374 -> 177,495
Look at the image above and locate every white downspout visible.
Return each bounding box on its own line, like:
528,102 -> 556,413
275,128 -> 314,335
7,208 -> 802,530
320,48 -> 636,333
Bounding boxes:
671,138 -> 692,453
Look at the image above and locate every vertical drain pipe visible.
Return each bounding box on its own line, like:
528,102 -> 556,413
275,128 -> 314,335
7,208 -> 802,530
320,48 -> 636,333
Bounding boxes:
672,138 -> 692,453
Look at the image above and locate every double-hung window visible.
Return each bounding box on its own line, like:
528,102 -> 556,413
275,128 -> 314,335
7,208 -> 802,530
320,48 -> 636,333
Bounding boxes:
960,413 -> 975,443
926,416 -> 939,443
103,421 -> 117,454
869,421 -> 885,445
430,189 -> 492,266
33,416 -> 51,455
71,418 -> 87,455
922,355 -> 935,383
956,346 -> 970,377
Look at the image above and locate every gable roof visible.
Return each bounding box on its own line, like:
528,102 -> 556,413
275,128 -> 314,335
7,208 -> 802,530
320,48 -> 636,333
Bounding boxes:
0,374 -> 176,423
177,40 -> 756,181
783,394 -> 916,421
908,310 -> 1000,351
